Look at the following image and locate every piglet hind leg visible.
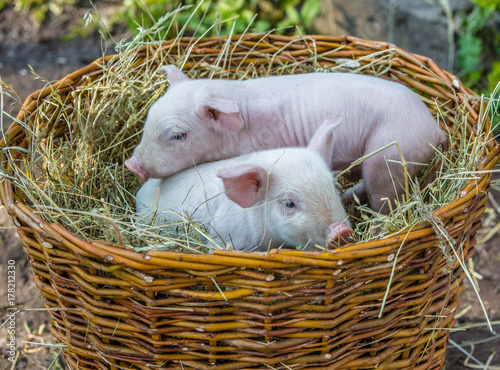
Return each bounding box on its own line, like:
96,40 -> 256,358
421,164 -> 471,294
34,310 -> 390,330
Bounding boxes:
342,182 -> 369,206
362,153 -> 410,215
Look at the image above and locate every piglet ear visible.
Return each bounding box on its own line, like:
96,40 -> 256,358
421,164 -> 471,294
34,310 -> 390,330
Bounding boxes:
197,98 -> 243,132
307,116 -> 342,166
158,65 -> 190,85
217,165 -> 269,208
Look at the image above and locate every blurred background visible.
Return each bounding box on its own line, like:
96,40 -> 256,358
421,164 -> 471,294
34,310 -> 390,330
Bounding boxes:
0,0 -> 499,368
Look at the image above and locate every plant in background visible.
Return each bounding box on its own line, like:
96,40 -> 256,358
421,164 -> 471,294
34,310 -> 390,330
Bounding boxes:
0,0 -> 75,25
456,0 -> 500,93
111,0 -> 321,37
456,0 -> 500,133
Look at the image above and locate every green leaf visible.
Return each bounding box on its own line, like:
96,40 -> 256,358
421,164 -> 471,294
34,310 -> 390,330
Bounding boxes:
0,0 -> 10,11
457,32 -> 483,73
217,0 -> 245,15
32,7 -> 46,23
48,2 -> 63,15
488,62 -> 500,92
254,19 -> 271,33
281,0 -> 299,7
472,0 -> 500,12
240,9 -> 254,24
284,4 -> 300,25
300,0 -> 321,26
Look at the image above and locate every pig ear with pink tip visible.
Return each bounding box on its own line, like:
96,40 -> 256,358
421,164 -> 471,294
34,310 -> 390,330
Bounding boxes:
307,116 -> 342,166
158,65 -> 190,86
196,98 -> 244,132
217,165 -> 269,208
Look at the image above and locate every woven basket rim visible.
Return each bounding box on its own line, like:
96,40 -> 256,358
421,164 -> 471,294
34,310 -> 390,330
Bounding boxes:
1,33 -> 499,266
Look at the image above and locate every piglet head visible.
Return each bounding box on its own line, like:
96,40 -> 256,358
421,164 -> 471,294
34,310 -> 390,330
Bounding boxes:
125,65 -> 244,180
307,117 -> 353,247
216,117 -> 352,250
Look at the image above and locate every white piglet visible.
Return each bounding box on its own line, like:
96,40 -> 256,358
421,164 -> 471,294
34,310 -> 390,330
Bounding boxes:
126,66 -> 447,213
135,119 -> 353,251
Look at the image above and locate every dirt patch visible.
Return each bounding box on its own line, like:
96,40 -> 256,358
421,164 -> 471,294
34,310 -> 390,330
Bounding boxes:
0,2 -> 499,369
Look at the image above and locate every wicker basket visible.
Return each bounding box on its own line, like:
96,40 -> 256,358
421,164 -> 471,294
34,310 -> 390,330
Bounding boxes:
1,34 -> 499,370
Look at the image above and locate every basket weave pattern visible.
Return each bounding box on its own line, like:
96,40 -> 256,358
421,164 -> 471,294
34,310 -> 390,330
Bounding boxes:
1,35 -> 499,369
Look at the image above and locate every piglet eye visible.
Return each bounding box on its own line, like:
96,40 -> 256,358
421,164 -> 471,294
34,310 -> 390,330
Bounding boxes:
283,200 -> 295,208
171,133 -> 187,141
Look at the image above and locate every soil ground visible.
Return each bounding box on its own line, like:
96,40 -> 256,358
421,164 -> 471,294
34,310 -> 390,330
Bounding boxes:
0,2 -> 499,369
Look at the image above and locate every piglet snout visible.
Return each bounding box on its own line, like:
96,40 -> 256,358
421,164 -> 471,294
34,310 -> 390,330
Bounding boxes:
125,155 -> 150,181
327,221 -> 353,247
